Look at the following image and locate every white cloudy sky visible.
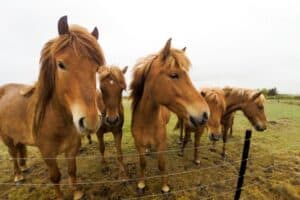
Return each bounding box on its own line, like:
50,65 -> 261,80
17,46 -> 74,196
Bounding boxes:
0,0 -> 299,94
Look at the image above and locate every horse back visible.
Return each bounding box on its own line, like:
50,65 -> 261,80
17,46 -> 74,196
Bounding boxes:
0,83 -> 35,145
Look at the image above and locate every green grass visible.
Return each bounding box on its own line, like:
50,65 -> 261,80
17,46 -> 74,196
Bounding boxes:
0,99 -> 299,199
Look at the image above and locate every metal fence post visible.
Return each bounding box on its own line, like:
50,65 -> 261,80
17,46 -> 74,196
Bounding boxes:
234,129 -> 252,200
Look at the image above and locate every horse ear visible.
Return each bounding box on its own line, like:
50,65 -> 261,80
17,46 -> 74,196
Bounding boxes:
162,38 -> 172,61
252,91 -> 262,100
97,66 -> 106,74
122,66 -> 128,74
58,15 -> 69,35
200,91 -> 206,97
91,27 -> 99,40
182,47 -> 186,52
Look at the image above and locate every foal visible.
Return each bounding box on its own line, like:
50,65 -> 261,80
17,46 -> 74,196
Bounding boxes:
95,65 -> 128,179
130,39 -> 210,193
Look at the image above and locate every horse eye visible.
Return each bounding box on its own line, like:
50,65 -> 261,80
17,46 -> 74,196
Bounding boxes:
58,61 -> 66,70
169,73 -> 179,80
258,105 -> 264,110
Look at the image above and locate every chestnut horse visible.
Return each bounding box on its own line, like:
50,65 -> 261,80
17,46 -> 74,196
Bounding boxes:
220,87 -> 267,157
176,88 -> 226,164
130,39 -> 210,193
0,16 -> 105,199
93,65 -> 128,179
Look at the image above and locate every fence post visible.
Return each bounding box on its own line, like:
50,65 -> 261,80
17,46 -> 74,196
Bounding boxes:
234,129 -> 252,200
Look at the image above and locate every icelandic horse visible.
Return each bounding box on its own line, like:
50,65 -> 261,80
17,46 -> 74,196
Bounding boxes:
219,87 -> 267,157
92,65 -> 129,179
129,39 -> 210,193
0,16 -> 105,199
176,88 -> 226,163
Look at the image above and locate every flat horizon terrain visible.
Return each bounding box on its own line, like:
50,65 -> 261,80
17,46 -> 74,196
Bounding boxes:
0,99 -> 299,199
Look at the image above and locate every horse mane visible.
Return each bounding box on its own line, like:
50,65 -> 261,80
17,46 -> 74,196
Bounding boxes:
130,48 -> 191,115
33,25 -> 105,135
201,88 -> 226,111
223,87 -> 266,103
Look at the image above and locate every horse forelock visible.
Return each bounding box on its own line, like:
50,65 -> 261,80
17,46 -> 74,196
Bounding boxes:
100,66 -> 126,89
160,49 -> 191,71
33,25 -> 106,136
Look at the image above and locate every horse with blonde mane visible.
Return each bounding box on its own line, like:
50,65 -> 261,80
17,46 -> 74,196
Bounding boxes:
176,88 -> 226,163
0,16 -> 105,199
130,39 -> 209,193
92,65 -> 128,179
219,87 -> 267,157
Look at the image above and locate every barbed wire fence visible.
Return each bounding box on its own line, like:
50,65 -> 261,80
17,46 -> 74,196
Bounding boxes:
0,129 -> 299,199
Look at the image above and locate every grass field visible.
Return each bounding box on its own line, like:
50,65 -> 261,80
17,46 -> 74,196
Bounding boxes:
0,99 -> 299,200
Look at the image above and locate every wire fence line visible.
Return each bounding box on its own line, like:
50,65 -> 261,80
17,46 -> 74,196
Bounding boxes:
0,136 -> 279,161
0,143 -> 297,187
0,135 -> 298,200
123,165 -> 275,200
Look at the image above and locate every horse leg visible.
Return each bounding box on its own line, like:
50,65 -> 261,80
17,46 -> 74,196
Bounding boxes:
86,134 -> 92,144
137,145 -> 146,192
2,137 -> 24,183
229,122 -> 234,137
65,143 -> 84,200
16,143 -> 29,172
178,119 -> 183,144
194,127 -> 204,165
221,124 -> 230,159
157,142 -> 169,193
178,128 -> 190,157
112,130 -> 128,180
210,141 -> 217,152
96,130 -> 106,164
43,157 -> 63,199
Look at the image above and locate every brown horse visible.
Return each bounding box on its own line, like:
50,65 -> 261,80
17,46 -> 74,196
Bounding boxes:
176,88 -> 226,163
92,65 -> 128,179
220,87 -> 267,157
0,16 -> 105,199
130,39 -> 210,193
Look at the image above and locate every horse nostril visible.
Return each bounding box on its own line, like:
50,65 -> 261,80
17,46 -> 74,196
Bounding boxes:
79,117 -> 85,129
189,116 -> 197,127
106,116 -> 119,125
202,112 -> 208,122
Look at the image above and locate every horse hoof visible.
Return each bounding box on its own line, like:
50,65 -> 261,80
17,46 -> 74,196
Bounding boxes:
20,166 -> 30,173
101,166 -> 110,174
177,151 -> 184,157
14,174 -> 25,184
73,191 -> 86,200
194,160 -> 201,165
145,148 -> 151,156
137,181 -> 146,195
221,153 -> 227,160
161,185 -> 170,193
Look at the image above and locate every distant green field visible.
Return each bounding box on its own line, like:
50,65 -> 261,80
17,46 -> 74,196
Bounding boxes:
0,99 -> 299,199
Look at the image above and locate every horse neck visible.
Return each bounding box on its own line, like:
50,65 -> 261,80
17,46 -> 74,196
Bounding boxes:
134,84 -> 160,125
224,91 -> 249,115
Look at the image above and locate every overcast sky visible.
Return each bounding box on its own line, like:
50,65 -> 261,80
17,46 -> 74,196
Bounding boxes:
1,0 -> 299,94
